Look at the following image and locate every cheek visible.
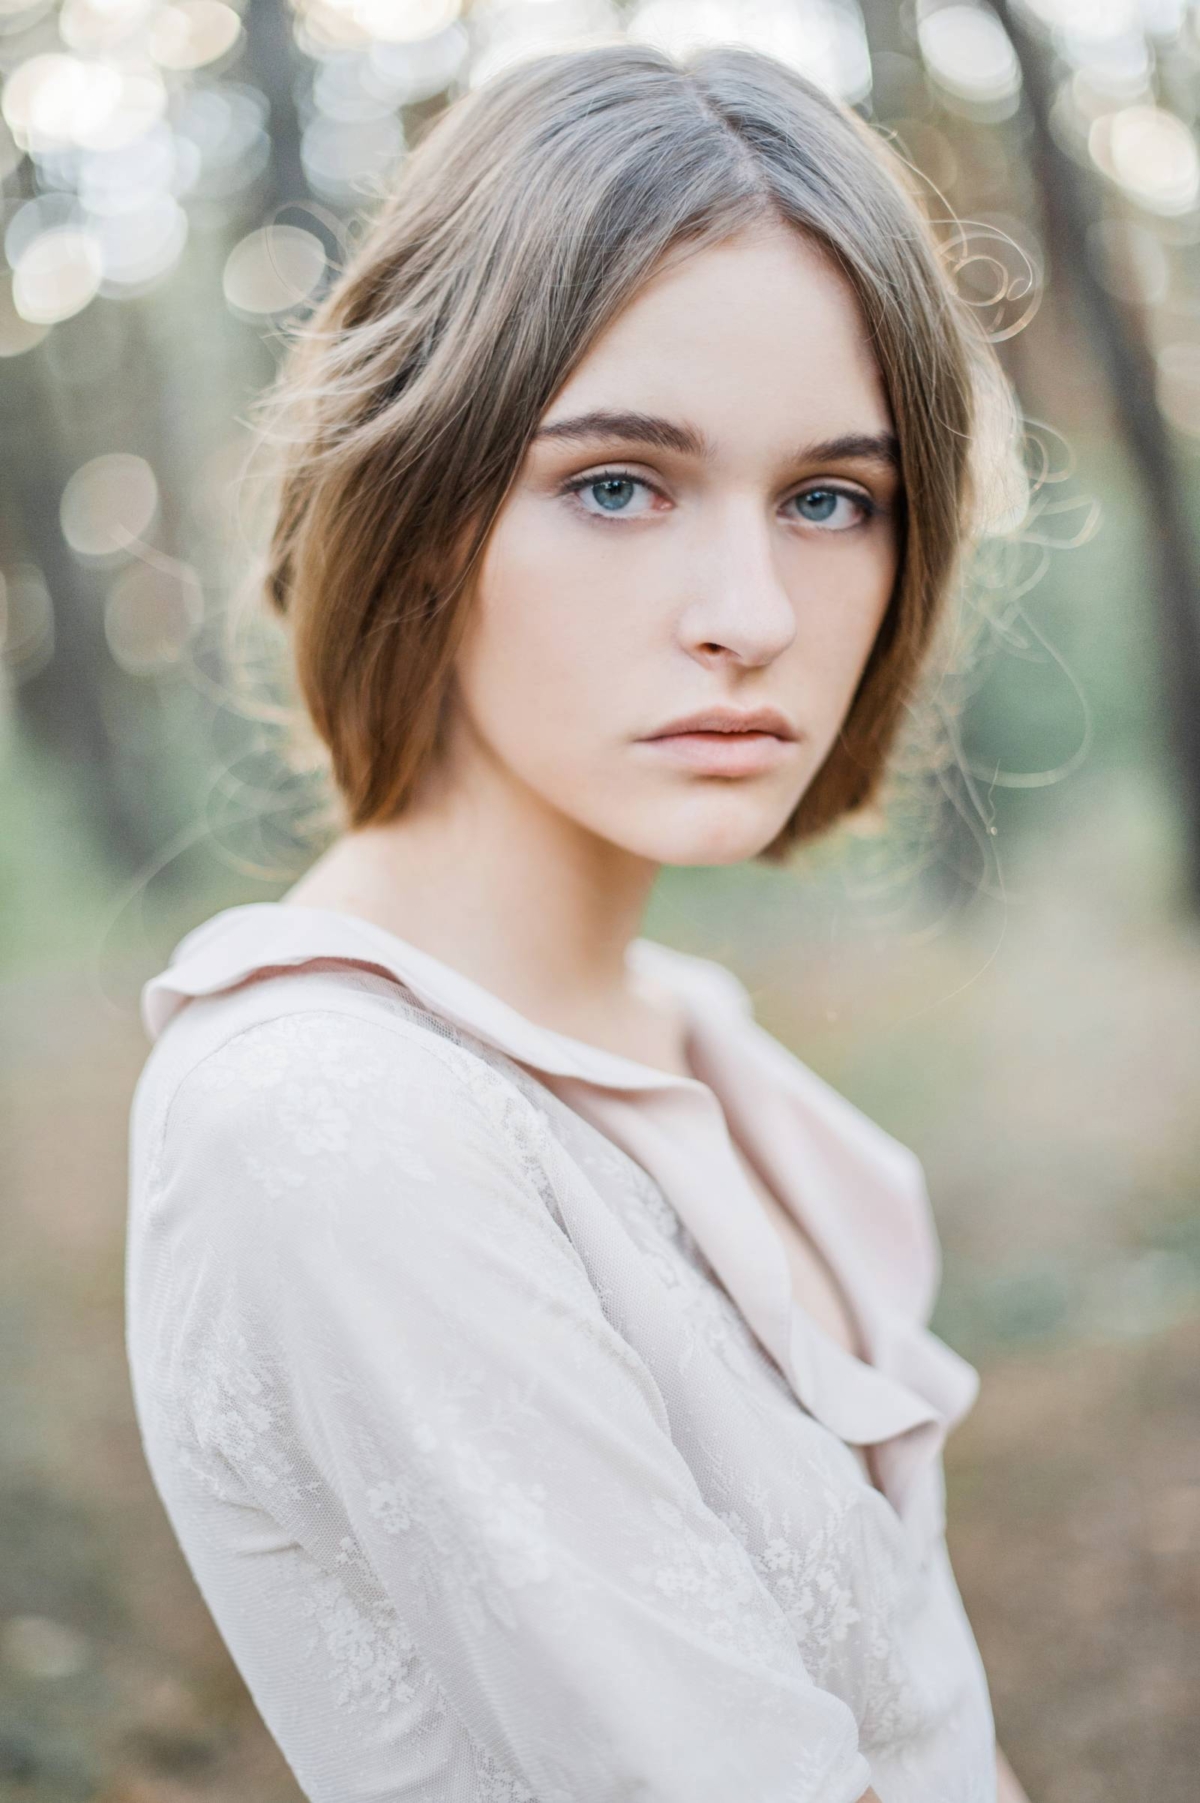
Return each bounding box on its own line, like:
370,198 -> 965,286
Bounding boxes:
807,537 -> 896,667
788,549 -> 897,747
456,512 -> 622,755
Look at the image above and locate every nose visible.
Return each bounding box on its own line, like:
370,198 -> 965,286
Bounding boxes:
677,495 -> 797,670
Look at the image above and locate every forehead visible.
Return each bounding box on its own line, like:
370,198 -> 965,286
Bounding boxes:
542,224 -> 891,446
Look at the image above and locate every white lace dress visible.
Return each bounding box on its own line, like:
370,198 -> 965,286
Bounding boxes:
125,903 -> 996,1803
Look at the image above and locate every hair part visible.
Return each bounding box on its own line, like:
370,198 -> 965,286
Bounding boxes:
241,40 -> 1020,862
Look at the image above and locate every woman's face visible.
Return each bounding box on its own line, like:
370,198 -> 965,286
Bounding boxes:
447,221 -> 902,867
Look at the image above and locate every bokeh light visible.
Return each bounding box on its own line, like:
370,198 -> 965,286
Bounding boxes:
104,559 -> 205,672
12,225 -> 103,324
222,222 -> 329,316
59,0 -> 159,55
301,107 -> 405,199
173,82 -> 270,203
148,1 -> 244,72
0,276 -> 50,355
1089,104 -> 1200,215
59,453 -> 160,560
627,0 -> 872,102
356,0 -> 462,40
918,4 -> 1022,115
468,0 -> 621,87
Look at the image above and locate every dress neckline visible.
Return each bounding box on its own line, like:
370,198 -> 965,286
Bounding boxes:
149,900 -> 736,1097
142,898 -> 981,1536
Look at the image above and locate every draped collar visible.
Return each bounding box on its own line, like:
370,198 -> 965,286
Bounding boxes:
142,901 -> 979,1534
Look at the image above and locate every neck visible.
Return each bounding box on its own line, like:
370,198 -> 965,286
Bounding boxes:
286,750 -> 663,1045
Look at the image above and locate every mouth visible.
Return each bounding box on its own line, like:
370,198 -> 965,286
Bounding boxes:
635,706 -> 799,775
635,727 -> 796,777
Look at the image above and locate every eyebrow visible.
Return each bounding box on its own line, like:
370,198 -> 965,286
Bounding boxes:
532,409 -> 901,473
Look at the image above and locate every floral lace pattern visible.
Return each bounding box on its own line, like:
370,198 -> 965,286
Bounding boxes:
126,961 -> 995,1803
302,1543 -> 421,1715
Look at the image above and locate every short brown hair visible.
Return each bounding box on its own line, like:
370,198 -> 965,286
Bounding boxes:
240,40 -> 1022,862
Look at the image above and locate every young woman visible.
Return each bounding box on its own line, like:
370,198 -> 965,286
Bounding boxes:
126,41 -> 1033,1803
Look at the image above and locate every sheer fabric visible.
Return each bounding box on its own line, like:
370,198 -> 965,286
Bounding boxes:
125,903 -> 996,1802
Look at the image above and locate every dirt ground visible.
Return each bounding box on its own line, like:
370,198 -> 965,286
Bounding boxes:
1,932 -> 1196,1803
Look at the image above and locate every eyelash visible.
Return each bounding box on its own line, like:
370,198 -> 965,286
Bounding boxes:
559,467 -> 884,529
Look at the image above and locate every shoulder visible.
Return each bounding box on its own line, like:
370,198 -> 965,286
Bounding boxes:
126,970 -> 587,1359
125,974 -> 599,1390
130,965 -> 557,1212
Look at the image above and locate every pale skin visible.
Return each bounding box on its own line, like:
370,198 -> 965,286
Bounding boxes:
285,220 -> 1031,1803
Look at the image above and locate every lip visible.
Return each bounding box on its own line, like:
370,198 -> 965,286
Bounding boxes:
643,706 -> 798,741
635,706 -> 799,777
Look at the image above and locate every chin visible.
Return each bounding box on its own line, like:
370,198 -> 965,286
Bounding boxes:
614,799 -> 799,868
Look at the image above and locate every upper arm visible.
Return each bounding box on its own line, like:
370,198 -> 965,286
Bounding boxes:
143,1008 -> 872,1803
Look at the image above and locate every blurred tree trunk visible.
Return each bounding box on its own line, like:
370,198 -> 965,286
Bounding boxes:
859,0 -> 912,83
992,0 -> 1200,909
243,0 -> 309,219
0,348 -> 150,869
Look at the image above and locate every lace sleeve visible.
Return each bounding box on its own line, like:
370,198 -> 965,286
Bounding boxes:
139,1008 -> 872,1803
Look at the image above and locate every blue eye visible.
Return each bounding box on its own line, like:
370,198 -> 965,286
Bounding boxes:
561,470 -> 654,518
585,475 -> 640,513
792,487 -> 875,530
